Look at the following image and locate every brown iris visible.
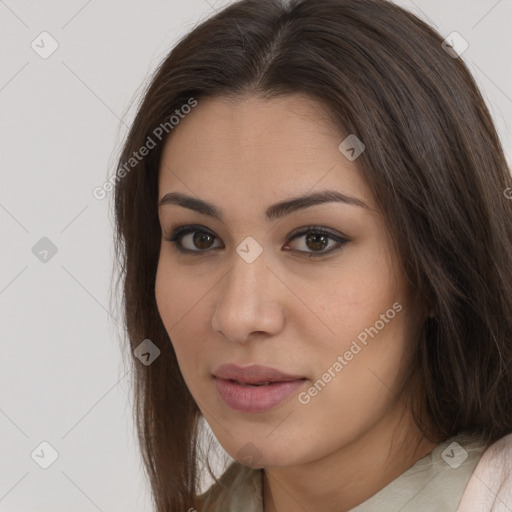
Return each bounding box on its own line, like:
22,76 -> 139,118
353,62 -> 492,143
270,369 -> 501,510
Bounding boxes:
193,232 -> 215,250
305,233 -> 328,251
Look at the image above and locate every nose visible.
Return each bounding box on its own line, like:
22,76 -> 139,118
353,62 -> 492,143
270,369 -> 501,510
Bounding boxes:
211,250 -> 285,344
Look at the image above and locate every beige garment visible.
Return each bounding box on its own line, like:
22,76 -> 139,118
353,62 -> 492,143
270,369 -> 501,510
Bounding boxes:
457,432 -> 512,512
197,432 -> 495,511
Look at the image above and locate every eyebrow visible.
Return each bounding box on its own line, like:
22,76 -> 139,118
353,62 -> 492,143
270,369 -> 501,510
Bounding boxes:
158,189 -> 367,222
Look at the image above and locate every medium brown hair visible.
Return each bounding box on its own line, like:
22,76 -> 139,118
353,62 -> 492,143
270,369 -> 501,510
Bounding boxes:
112,0 -> 512,510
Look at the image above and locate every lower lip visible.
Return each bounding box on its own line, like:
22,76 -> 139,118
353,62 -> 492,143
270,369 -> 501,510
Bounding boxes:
215,377 -> 306,412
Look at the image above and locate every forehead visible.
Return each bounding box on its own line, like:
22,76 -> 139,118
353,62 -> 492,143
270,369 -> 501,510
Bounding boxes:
158,94 -> 373,211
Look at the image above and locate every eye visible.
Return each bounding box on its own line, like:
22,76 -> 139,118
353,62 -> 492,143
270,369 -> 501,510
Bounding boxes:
284,226 -> 349,257
164,225 -> 222,252
163,224 -> 349,257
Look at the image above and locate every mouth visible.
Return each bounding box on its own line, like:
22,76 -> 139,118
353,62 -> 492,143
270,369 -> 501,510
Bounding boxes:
232,380 -> 272,387
225,379 -> 303,387
213,363 -> 305,384
212,364 -> 307,412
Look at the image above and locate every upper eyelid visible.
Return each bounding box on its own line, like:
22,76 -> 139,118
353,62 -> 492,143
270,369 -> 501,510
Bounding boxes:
166,224 -> 347,239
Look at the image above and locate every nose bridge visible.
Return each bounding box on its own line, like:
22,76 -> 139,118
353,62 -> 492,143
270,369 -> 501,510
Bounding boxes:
223,247 -> 271,312
212,246 -> 284,342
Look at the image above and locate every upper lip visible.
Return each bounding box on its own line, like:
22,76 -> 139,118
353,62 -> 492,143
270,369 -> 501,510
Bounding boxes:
213,364 -> 305,384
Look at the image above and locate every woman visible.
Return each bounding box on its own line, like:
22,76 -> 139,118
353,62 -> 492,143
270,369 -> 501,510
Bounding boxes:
112,0 -> 512,510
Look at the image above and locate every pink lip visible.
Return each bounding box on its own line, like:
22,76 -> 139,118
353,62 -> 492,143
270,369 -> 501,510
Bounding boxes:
213,364 -> 306,412
213,363 -> 304,384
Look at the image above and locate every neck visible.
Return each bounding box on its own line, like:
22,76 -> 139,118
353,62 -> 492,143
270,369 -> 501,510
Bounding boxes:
262,404 -> 439,512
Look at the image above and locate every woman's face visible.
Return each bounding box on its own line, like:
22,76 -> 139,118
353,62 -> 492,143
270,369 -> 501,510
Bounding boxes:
155,94 -> 413,468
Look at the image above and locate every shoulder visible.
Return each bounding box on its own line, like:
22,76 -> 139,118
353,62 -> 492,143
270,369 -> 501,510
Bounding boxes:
457,433 -> 512,511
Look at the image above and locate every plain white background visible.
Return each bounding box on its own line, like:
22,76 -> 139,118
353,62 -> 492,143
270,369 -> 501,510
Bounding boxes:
1,0 -> 511,510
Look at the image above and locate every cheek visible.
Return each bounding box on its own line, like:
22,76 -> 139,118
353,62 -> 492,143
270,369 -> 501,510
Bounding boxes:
294,309 -> 409,445
302,246 -> 402,353
294,245 -> 408,427
155,257 -> 207,367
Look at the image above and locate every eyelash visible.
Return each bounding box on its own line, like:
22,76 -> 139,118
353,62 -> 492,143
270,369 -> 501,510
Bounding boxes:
163,224 -> 349,258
